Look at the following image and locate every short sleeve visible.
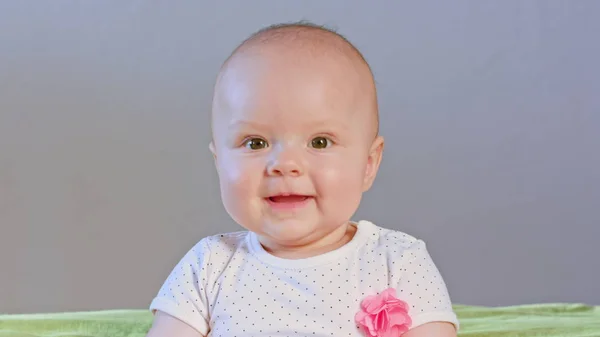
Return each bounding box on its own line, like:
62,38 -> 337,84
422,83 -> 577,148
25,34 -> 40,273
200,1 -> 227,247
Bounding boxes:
394,240 -> 459,331
149,238 -> 211,335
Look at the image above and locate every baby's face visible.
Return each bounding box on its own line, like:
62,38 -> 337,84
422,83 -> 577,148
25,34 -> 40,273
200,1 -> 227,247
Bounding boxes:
210,47 -> 382,247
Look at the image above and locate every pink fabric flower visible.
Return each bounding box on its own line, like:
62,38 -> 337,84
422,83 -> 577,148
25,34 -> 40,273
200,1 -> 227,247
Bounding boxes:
355,288 -> 411,337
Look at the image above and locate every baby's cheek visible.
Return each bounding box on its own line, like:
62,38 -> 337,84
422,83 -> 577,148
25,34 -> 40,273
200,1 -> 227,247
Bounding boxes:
317,164 -> 364,203
218,158 -> 260,214
324,156 -> 362,184
220,155 -> 255,185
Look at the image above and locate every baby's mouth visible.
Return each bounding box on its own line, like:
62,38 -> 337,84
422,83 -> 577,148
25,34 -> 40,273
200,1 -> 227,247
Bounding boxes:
268,195 -> 310,203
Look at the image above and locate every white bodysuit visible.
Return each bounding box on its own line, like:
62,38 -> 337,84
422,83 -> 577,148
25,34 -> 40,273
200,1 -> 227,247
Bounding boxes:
149,220 -> 459,336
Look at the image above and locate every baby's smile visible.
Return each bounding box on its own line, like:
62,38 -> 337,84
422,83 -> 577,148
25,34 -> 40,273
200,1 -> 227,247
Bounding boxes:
265,193 -> 314,211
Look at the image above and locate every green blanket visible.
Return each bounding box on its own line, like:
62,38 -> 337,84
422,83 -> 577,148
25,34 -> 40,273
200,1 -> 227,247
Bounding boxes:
1,303 -> 599,337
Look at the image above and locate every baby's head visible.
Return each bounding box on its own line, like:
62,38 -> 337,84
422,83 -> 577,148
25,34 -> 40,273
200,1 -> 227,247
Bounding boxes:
210,22 -> 384,253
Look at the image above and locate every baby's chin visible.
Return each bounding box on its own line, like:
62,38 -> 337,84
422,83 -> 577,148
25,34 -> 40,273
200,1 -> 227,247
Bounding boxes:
254,218 -> 321,242
252,219 -> 349,247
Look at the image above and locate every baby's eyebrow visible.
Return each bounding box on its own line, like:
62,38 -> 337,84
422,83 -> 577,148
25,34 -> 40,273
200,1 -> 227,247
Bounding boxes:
228,120 -> 269,130
227,117 -> 351,133
305,118 -> 351,131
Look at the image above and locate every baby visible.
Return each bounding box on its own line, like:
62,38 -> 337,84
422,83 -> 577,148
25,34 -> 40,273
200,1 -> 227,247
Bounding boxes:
146,22 -> 459,337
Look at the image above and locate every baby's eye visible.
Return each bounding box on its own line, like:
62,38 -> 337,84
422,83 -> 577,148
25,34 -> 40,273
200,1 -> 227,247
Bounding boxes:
244,137 -> 268,150
310,136 -> 331,149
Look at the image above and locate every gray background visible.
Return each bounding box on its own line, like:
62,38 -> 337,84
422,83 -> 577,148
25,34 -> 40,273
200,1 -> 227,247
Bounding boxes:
1,1 -> 599,314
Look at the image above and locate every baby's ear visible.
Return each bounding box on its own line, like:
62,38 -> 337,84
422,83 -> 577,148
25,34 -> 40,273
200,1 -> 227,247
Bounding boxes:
209,141 -> 217,160
363,136 -> 384,192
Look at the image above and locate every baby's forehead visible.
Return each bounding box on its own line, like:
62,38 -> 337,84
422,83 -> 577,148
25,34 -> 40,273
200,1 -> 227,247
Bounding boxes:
216,58 -> 362,109
213,71 -> 376,140
219,97 -> 356,135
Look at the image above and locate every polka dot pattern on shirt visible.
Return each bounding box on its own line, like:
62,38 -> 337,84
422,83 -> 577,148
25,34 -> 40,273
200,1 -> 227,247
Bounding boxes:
149,220 -> 458,336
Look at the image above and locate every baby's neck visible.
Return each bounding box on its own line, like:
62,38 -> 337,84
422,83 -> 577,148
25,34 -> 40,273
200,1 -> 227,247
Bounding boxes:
260,223 -> 357,260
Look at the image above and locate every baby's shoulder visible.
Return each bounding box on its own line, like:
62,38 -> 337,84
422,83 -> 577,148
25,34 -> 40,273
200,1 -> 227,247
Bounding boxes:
181,230 -> 251,263
361,221 -> 429,260
204,230 -> 250,250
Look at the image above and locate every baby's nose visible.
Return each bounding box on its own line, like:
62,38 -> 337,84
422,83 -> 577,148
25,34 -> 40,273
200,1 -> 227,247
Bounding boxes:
267,150 -> 304,177
268,160 -> 303,176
